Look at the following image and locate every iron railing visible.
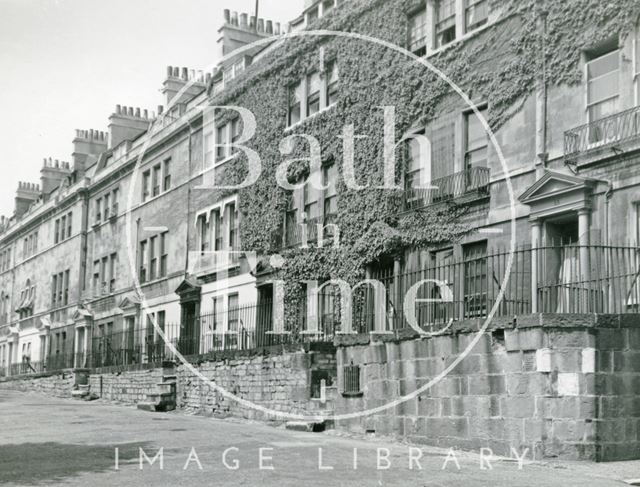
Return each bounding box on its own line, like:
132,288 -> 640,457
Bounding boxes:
368,243 -> 640,333
4,244 -> 640,378
404,166 -> 490,211
564,105 -> 640,159
274,215 -> 339,250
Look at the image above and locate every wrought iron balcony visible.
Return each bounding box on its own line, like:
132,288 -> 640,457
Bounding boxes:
564,105 -> 640,161
272,215 -> 338,250
189,249 -> 241,276
404,166 -> 490,211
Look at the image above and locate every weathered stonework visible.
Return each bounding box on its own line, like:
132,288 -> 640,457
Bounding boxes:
0,370 -> 76,398
176,349 -> 336,421
334,314 -> 640,462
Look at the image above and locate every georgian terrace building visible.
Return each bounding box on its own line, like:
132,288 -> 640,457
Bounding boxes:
1,0 -> 640,376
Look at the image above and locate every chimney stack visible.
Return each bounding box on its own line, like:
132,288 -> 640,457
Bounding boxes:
72,129 -> 107,176
14,182 -> 40,219
107,105 -> 151,149
161,65 -> 207,106
217,9 -> 279,58
40,157 -> 72,199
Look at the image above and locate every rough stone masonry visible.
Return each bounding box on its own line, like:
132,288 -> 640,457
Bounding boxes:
334,313 -> 640,462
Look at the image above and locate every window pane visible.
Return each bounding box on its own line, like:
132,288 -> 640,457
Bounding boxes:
587,71 -> 619,105
289,82 -> 303,125
408,9 -> 427,53
466,108 -> 488,151
436,0 -> 456,47
587,50 -> 619,79
465,0 -> 488,30
307,72 -> 321,115
588,98 -> 619,122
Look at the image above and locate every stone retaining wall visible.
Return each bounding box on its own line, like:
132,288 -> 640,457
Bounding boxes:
176,348 -> 337,421
89,367 -> 163,405
0,370 -> 76,398
0,345 -> 337,422
334,314 -> 640,462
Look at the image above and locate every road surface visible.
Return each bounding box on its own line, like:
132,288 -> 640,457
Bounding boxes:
0,389 -> 636,486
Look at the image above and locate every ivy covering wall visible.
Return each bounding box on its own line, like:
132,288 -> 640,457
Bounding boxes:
203,0 -> 640,328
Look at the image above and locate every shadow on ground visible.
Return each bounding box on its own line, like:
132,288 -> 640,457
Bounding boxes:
0,441 -> 149,485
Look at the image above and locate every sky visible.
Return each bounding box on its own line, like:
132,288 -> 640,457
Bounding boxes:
0,0 -> 303,217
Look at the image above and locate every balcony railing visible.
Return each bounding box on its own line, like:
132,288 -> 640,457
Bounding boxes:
564,105 -> 640,160
189,249 -> 241,276
404,166 -> 490,211
273,215 -> 339,250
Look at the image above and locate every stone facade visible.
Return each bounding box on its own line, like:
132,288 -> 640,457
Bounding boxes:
334,314 -> 640,461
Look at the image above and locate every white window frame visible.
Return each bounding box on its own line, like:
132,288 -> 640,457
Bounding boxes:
425,0 -> 493,56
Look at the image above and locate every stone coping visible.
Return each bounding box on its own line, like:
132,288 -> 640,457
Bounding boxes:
334,313 -> 640,347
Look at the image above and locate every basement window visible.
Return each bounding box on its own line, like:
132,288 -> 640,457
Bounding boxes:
342,363 -> 362,397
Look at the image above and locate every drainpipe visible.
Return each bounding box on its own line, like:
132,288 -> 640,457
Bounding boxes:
604,183 -> 614,311
535,7 -> 549,179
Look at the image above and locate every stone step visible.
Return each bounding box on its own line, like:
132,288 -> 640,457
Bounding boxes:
71,389 -> 89,399
137,400 -> 176,413
285,419 -> 332,433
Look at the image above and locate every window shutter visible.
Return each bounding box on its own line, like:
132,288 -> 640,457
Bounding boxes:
430,121 -> 455,181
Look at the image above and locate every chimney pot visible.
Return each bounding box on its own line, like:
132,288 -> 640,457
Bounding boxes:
166,65 -> 173,77
158,105 -> 164,115
266,20 -> 273,34
173,66 -> 179,77
116,104 -> 121,114
128,107 -> 134,116
135,107 -> 141,118
275,22 -> 281,35
231,11 -> 238,25
143,109 -> 148,119
224,9 -> 231,23
250,16 -> 256,29
240,13 -> 248,27
181,67 -> 187,80
258,18 -> 264,32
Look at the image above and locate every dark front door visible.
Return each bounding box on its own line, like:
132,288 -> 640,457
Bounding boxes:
256,284 -> 273,347
180,302 -> 200,356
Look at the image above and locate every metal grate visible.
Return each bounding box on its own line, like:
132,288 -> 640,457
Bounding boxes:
342,363 -> 361,396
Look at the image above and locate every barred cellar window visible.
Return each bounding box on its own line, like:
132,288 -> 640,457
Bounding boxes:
342,362 -> 362,396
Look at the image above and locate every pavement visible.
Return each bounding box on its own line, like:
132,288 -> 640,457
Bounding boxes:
0,389 -> 639,486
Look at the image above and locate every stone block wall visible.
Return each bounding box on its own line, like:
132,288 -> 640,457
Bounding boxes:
0,346 -> 337,423
334,314 -> 640,461
0,370 -> 76,398
176,348 -> 337,421
89,367 -> 163,405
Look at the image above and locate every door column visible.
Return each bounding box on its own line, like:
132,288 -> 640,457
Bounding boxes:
73,327 -> 81,368
578,208 -> 591,310
531,218 -> 542,313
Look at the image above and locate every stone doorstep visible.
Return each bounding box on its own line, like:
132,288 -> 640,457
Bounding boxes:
137,401 -> 176,413
285,419 -> 334,433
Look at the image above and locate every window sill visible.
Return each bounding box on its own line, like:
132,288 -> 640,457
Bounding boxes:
425,20 -> 495,58
284,103 -> 337,133
341,391 -> 363,398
